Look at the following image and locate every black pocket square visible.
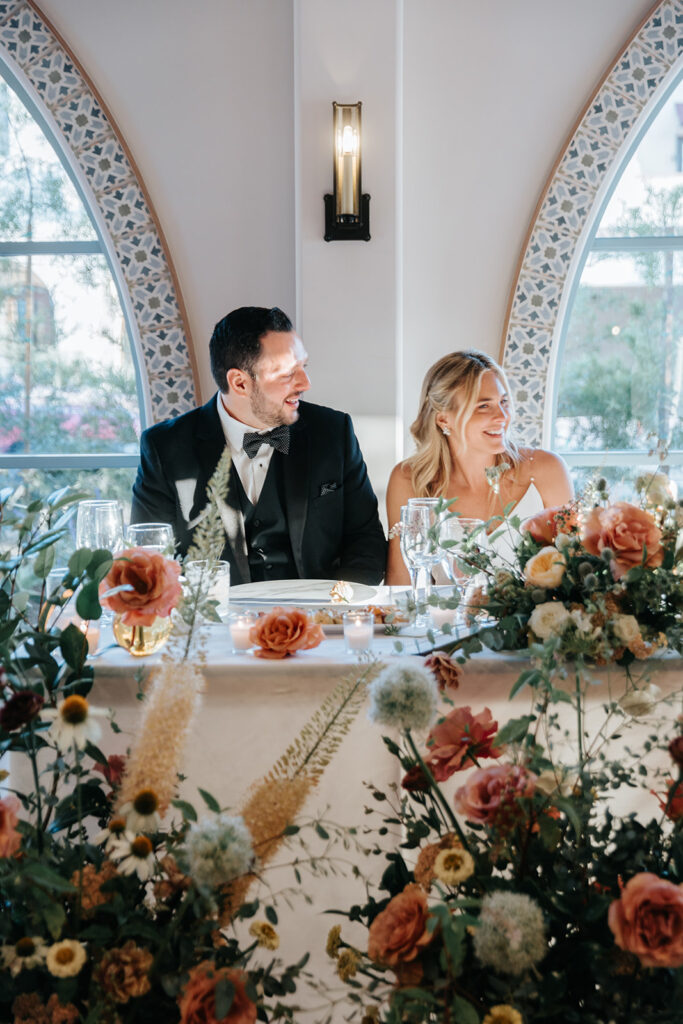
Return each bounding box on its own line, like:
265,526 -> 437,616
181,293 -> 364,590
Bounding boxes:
319,481 -> 339,496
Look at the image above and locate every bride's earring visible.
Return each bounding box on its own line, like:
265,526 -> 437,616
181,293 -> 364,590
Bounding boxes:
441,427 -> 451,437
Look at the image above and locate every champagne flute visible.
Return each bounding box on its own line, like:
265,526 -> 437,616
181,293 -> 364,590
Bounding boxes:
399,504 -> 442,628
76,500 -> 125,554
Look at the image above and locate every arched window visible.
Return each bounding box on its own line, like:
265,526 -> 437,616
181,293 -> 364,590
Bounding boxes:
553,73 -> 683,496
0,66 -> 143,508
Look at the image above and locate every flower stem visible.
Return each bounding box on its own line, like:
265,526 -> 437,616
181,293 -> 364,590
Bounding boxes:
404,732 -> 473,858
27,719 -> 43,855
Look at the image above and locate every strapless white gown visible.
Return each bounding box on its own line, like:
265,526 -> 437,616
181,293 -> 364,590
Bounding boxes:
487,481 -> 544,566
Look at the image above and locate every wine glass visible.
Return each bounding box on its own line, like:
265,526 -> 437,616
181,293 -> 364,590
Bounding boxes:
399,504 -> 442,628
76,500 -> 125,554
125,522 -> 175,555
439,516 -> 488,623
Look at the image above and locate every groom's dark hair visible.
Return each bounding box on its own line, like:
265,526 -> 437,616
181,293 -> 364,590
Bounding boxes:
210,306 -> 293,392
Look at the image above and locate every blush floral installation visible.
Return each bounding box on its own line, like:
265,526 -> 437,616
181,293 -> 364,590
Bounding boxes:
0,455 -> 376,1024
322,468 -> 683,1023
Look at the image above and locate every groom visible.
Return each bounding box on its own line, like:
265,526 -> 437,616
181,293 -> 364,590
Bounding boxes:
130,306 -> 386,585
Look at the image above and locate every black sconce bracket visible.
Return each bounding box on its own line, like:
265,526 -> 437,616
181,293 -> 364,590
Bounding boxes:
324,193 -> 371,241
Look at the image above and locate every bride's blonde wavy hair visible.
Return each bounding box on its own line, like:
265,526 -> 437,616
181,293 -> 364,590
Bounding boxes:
406,350 -> 521,497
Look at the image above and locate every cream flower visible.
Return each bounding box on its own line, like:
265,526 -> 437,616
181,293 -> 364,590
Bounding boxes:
249,920 -> 280,950
46,938 -> 87,978
43,695 -> 107,751
114,834 -> 156,880
523,546 -> 567,589
2,936 -> 48,975
611,614 -> 641,646
94,815 -> 135,854
636,471 -> 676,507
528,601 -> 571,640
119,789 -> 161,833
618,683 -> 661,719
569,607 -> 596,635
432,846 -> 475,886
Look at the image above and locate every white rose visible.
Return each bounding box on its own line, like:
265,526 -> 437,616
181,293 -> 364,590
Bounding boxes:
611,614 -> 641,646
569,607 -> 595,635
529,601 -> 571,640
618,683 -> 661,718
524,546 -> 567,589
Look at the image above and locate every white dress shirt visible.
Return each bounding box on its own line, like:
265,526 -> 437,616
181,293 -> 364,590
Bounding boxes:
216,394 -> 275,505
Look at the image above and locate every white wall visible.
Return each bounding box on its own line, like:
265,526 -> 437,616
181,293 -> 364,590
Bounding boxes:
35,0 -> 657,510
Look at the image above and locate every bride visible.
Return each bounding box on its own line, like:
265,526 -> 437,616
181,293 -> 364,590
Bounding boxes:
385,349 -> 574,585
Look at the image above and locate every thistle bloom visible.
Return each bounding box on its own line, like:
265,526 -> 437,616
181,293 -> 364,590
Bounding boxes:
43,694 -> 106,751
182,813 -> 254,889
46,939 -> 87,978
114,834 -> 156,880
367,660 -> 439,732
474,891 -> 546,975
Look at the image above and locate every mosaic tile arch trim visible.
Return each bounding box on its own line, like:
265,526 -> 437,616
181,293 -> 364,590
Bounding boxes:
0,0 -> 197,422
502,0 -> 683,448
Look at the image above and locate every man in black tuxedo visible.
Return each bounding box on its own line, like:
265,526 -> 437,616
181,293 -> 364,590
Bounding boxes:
130,306 -> 386,585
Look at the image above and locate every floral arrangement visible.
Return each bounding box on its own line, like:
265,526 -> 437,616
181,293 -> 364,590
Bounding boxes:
325,642 -> 683,1023
438,470 -> 683,666
0,479 -> 373,1023
249,607 -> 324,660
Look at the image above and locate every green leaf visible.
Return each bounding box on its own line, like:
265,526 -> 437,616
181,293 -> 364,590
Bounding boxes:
68,548 -> 92,576
451,996 -> 479,1024
76,580 -> 102,621
509,668 -> 542,698
59,623 -> 89,672
265,904 -> 278,925
553,795 -> 585,839
214,977 -> 235,1019
495,714 -> 535,745
171,798 -> 198,822
47,487 -> 91,511
87,549 -> 114,582
198,787 -> 221,813
42,899 -> 67,939
23,861 -> 77,894
33,544 -> 56,579
315,823 -> 330,840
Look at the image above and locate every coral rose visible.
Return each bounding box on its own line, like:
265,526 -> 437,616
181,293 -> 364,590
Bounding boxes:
249,606 -> 324,659
367,883 -> 433,967
524,504 -> 578,544
454,763 -> 537,827
608,872 -> 683,967
423,651 -> 462,692
99,547 -> 182,626
425,706 -> 501,782
179,962 -> 257,1024
523,546 -> 566,589
581,502 -> 663,579
0,794 -> 21,857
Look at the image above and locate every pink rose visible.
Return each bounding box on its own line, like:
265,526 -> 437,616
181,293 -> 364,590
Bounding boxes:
99,547 -> 182,626
250,607 -> 324,659
0,795 -> 21,857
581,502 -> 663,580
608,872 -> 683,968
524,504 -> 578,544
454,763 -> 537,827
425,706 -> 501,782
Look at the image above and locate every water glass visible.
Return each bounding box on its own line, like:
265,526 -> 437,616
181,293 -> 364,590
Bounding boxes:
439,517 -> 488,622
125,522 -> 175,554
399,504 -> 442,628
76,500 -> 124,554
185,559 -> 231,621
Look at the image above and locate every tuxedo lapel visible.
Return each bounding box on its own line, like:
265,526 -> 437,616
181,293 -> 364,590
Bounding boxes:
194,395 -> 249,583
282,416 -> 310,576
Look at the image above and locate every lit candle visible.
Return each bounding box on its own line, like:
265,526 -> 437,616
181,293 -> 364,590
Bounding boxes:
430,605 -> 457,630
343,612 -> 374,653
230,614 -> 255,653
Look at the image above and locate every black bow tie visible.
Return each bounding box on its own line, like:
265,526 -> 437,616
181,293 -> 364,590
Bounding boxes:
242,424 -> 290,459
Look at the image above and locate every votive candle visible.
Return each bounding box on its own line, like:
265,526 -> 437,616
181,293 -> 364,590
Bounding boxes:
230,613 -> 255,653
343,611 -> 374,654
430,604 -> 457,630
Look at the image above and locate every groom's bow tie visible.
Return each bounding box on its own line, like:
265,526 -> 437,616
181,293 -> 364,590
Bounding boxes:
242,424 -> 290,459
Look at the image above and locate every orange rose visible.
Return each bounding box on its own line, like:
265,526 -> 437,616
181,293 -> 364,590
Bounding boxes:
608,872 -> 683,968
523,546 -> 566,589
179,962 -> 256,1024
249,607 -> 324,659
99,547 -> 182,626
581,502 -> 663,580
367,883 -> 433,968
524,504 -> 578,544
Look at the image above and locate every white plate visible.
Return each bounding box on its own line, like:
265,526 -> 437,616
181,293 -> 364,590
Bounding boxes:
229,578 -> 378,607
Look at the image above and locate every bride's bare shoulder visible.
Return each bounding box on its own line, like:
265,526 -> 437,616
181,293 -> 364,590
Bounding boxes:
387,460 -> 413,495
518,447 -> 573,501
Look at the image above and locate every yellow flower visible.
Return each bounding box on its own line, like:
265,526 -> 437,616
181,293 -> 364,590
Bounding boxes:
337,948 -> 360,980
249,920 -> 279,950
523,546 -> 566,589
432,846 -> 475,886
326,924 -> 342,958
46,938 -> 87,978
482,1005 -> 524,1024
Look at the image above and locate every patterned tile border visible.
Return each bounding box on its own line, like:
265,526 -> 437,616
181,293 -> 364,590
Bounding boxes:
502,0 -> 683,447
0,0 -> 197,423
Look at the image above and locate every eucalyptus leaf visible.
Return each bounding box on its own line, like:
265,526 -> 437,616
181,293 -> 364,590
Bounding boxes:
33,543 -> 56,579
76,580 -> 102,621
69,549 -> 92,576
59,623 -> 89,672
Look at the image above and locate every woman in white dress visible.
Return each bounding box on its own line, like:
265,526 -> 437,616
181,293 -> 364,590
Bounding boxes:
385,349 -> 574,585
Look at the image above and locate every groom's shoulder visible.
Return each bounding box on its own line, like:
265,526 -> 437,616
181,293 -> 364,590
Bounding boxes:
298,400 -> 350,430
141,395 -> 218,447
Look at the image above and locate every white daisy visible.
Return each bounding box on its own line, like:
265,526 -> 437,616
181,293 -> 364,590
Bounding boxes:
93,815 -> 135,854
43,695 -> 107,751
2,936 -> 48,975
114,834 -> 156,880
46,938 -> 87,978
119,788 -> 161,833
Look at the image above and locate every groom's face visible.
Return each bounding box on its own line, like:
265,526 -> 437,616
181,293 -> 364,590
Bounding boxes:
247,331 -> 311,428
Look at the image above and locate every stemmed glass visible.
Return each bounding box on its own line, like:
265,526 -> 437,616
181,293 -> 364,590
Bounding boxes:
439,516 -> 488,622
125,522 -> 175,555
76,500 -> 125,554
399,503 -> 443,628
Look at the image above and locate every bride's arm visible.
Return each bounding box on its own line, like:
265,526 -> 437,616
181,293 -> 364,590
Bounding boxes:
384,463 -> 413,586
530,449 -> 574,507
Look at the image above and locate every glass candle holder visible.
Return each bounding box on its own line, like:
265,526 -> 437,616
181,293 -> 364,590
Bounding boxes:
430,603 -> 458,631
229,612 -> 255,654
342,611 -> 374,655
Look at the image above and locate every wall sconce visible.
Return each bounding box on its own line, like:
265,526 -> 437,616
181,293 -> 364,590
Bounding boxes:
324,101 -> 370,241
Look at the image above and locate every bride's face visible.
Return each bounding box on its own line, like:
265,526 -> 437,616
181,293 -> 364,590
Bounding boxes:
460,370 -> 511,456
